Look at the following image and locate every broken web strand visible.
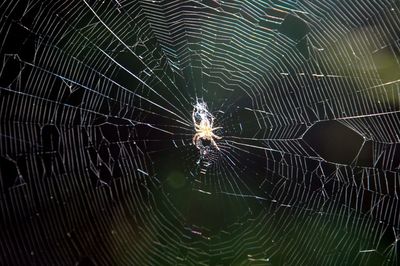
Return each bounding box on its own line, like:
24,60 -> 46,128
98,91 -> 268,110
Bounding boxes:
40,1 -> 193,139
64,1 -> 199,144
82,0 -> 193,121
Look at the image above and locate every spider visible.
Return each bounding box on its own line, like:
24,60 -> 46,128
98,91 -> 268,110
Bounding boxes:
192,110 -> 222,150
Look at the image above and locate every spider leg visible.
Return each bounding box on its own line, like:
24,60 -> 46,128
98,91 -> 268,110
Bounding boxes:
211,139 -> 220,150
212,134 -> 222,140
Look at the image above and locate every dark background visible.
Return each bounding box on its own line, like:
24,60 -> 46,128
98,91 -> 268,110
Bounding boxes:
0,1 -> 399,265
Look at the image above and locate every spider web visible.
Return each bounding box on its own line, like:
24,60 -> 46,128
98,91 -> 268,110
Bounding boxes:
0,0 -> 399,265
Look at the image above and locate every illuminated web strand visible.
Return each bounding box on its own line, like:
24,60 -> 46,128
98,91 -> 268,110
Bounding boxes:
83,0 -> 191,123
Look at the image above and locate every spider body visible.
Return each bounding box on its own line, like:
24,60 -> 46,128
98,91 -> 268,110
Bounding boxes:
192,110 -> 222,150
